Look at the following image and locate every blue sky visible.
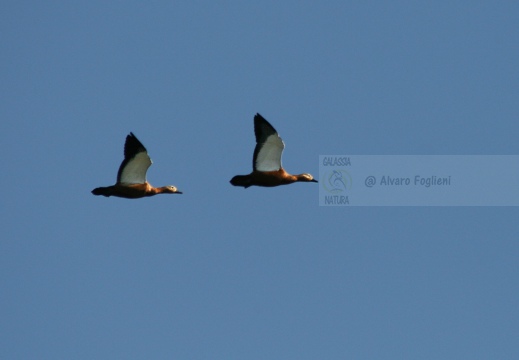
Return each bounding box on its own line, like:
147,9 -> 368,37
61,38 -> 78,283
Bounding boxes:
2,1 -> 519,359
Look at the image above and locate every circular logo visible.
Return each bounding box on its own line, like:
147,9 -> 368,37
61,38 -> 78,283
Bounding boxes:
321,169 -> 352,194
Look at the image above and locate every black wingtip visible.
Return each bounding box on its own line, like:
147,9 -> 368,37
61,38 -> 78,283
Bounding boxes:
253,113 -> 278,143
127,132 -> 140,143
123,132 -> 147,159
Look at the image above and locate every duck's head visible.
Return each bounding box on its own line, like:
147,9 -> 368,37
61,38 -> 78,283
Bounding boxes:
162,185 -> 183,194
297,173 -> 318,183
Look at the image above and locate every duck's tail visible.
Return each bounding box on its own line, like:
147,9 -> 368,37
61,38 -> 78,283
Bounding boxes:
91,187 -> 111,197
230,175 -> 251,188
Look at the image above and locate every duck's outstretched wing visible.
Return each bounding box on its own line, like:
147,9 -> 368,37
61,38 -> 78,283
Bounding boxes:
116,132 -> 152,184
252,113 -> 285,171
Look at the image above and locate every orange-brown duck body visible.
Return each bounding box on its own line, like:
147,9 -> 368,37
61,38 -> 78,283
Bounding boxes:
92,183 -> 180,199
92,132 -> 182,199
230,113 -> 317,189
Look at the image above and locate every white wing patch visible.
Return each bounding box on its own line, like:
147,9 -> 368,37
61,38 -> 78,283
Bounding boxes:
255,134 -> 285,171
120,152 -> 152,184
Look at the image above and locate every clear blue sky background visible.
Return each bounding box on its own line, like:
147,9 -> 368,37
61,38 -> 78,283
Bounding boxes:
2,1 -> 519,359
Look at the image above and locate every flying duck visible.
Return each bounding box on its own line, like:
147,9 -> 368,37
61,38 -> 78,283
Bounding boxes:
92,133 -> 182,198
230,113 -> 318,188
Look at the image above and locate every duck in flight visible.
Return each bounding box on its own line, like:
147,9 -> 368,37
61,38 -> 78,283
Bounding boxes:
230,113 -> 318,188
92,133 -> 182,198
